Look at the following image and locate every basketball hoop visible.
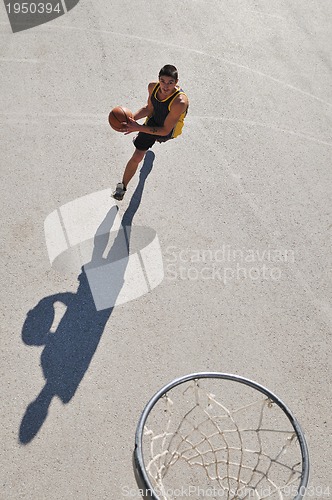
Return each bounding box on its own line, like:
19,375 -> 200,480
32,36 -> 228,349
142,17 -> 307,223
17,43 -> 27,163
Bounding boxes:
134,373 -> 309,499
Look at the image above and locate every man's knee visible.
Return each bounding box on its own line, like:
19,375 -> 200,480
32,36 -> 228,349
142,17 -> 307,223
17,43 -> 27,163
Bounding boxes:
132,149 -> 146,163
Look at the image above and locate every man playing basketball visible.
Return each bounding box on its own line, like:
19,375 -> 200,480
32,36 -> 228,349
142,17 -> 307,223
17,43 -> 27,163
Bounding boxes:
113,65 -> 189,201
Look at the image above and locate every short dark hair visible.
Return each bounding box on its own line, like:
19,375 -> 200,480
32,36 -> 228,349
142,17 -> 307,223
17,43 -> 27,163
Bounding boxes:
159,65 -> 178,80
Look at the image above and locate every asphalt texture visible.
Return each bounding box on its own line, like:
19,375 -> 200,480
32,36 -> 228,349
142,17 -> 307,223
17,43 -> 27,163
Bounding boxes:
1,0 -> 331,498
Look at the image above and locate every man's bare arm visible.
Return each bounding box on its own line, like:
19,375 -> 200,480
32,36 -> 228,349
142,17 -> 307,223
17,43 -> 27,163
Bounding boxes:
133,106 -> 149,121
133,82 -> 156,120
125,94 -> 188,136
145,95 -> 187,136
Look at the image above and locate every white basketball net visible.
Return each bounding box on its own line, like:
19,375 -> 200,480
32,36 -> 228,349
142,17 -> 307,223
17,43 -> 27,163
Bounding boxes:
142,379 -> 303,499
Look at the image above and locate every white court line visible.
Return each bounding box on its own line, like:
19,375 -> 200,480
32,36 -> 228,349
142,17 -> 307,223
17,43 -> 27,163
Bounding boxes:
59,0 -> 67,13
0,112 -> 103,117
41,24 -> 332,108
1,112 -> 331,147
0,58 -> 41,63
245,10 -> 287,21
191,116 -> 332,147
1,19 -> 330,106
0,111 -> 106,127
219,150 -> 332,326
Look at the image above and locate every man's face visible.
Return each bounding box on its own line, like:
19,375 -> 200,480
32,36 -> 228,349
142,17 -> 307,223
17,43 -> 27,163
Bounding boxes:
159,76 -> 178,96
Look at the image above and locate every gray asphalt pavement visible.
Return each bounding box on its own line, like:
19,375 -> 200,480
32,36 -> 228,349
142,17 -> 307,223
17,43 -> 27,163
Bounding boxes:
1,0 -> 331,498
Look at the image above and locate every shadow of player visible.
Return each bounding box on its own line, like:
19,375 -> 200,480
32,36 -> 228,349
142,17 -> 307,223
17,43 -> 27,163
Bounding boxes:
19,151 -> 155,444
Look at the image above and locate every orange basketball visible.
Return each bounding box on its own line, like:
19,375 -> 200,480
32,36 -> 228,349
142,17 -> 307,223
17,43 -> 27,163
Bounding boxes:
108,106 -> 133,132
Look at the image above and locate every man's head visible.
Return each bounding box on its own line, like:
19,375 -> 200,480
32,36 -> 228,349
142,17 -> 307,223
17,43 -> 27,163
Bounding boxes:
158,65 -> 179,96
159,64 -> 178,80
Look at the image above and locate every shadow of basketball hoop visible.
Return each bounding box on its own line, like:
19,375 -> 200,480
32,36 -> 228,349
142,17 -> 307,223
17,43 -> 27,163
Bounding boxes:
4,0 -> 81,33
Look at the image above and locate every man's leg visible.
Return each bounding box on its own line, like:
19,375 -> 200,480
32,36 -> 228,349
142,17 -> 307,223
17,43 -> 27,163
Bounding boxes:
113,130 -> 156,201
122,148 -> 147,188
113,148 -> 147,201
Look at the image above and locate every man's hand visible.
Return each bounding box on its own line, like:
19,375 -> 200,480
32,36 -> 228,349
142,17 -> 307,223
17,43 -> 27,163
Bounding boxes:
123,117 -> 142,135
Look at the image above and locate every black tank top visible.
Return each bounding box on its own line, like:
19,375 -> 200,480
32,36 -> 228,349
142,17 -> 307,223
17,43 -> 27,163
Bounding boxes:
150,83 -> 182,126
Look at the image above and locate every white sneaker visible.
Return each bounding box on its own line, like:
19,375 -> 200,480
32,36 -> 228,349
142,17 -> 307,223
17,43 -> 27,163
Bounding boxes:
112,182 -> 126,201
